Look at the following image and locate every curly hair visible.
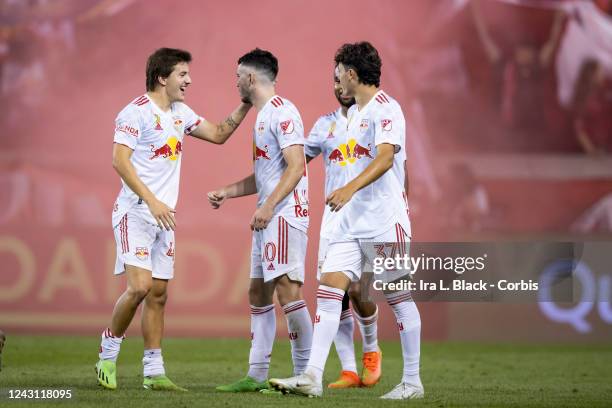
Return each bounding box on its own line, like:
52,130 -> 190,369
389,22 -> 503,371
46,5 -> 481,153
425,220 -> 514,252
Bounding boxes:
238,48 -> 279,82
334,42 -> 382,87
146,48 -> 192,91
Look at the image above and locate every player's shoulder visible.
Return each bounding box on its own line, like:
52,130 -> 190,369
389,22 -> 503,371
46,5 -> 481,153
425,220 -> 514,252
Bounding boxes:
270,95 -> 302,121
372,90 -> 402,116
171,101 -> 195,116
118,94 -> 150,118
315,110 -> 338,126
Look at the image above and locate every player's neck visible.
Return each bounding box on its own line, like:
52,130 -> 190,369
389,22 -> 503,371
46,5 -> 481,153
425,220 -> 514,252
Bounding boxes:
355,86 -> 379,110
340,106 -> 349,118
147,90 -> 172,112
252,87 -> 276,111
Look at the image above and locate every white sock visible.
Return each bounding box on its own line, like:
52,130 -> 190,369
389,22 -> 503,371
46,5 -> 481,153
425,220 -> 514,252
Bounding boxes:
304,285 -> 345,384
354,306 -> 379,353
143,348 -> 165,377
283,300 -> 313,375
247,304 -> 276,382
385,291 -> 421,386
98,328 -> 124,362
334,308 -> 357,373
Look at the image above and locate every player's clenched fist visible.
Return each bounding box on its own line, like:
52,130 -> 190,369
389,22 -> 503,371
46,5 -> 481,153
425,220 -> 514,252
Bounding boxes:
147,198 -> 176,231
207,190 -> 227,209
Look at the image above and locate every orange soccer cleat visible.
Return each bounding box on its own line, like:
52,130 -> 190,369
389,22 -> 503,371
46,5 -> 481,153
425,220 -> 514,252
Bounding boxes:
361,348 -> 382,387
328,370 -> 361,389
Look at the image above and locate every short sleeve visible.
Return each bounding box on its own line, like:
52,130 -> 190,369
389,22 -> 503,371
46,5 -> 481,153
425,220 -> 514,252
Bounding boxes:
114,106 -> 141,150
304,117 -> 325,158
181,103 -> 204,134
273,107 -> 305,150
373,104 -> 403,152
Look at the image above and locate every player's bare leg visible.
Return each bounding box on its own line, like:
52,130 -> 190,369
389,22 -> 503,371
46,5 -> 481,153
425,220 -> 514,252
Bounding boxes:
276,275 -> 312,376
97,265 -> 152,390
270,272 -> 350,397
348,280 -> 381,387
142,278 -> 168,350
111,266 -> 153,336
140,277 -> 185,391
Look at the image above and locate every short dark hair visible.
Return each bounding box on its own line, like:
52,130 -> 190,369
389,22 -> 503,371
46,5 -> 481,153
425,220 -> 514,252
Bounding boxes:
334,41 -> 382,87
237,48 -> 278,81
146,48 -> 192,91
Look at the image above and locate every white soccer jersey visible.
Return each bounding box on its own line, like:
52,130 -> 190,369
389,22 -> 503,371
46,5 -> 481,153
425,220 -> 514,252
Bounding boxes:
112,94 -> 202,227
305,108 -> 349,239
329,90 -> 410,239
253,95 -> 308,232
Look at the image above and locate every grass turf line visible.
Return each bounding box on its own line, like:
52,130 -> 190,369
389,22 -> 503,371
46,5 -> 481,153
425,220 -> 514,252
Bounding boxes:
0,336 -> 611,407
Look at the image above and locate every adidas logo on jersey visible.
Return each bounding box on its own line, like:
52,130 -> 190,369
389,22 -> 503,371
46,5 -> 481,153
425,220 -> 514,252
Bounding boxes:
267,262 -> 275,271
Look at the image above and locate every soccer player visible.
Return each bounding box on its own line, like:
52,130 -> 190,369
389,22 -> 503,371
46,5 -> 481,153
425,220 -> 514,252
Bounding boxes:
207,48 -> 313,393
96,48 -> 251,391
270,41 -> 424,400
305,76 -> 381,389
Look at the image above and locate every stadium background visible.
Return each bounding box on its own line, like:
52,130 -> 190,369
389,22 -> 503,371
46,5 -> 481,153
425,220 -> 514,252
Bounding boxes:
1,0 -> 612,349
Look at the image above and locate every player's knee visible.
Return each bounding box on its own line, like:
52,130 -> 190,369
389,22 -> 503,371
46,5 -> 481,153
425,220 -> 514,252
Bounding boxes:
348,284 -> 361,301
148,290 -> 168,307
276,282 -> 301,306
127,284 -> 151,302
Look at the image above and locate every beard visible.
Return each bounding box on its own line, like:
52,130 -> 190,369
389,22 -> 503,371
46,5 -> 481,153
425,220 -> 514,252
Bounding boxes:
336,94 -> 355,109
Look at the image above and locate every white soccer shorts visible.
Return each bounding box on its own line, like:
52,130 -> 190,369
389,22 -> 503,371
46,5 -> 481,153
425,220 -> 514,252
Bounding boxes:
321,221 -> 411,283
113,211 -> 175,280
250,215 -> 307,283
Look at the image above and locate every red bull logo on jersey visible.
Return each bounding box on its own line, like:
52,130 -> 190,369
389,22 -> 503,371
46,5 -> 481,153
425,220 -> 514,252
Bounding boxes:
173,118 -> 183,132
149,136 -> 182,161
360,119 -> 369,133
153,114 -> 163,131
327,138 -> 374,166
253,142 -> 271,161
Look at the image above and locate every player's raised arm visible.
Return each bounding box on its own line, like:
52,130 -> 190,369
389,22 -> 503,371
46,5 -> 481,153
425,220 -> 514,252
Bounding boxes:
326,143 -> 395,212
189,102 -> 251,144
112,143 -> 176,230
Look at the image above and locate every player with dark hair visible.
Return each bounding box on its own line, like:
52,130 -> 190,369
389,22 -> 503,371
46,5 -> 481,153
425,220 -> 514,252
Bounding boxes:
209,48 -> 313,393
270,41 -> 423,400
304,70 -> 382,389
96,47 -> 251,391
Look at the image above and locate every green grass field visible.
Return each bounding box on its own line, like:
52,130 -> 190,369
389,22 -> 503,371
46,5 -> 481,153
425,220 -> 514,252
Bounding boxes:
1,336 -> 611,407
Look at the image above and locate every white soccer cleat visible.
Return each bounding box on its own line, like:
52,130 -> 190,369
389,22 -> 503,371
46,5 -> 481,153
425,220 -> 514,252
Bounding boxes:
380,382 -> 425,400
268,373 -> 323,397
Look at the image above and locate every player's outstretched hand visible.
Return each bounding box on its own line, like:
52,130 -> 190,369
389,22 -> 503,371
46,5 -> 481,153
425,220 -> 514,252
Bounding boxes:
250,204 -> 273,231
147,198 -> 176,231
207,190 -> 227,209
326,185 -> 356,212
